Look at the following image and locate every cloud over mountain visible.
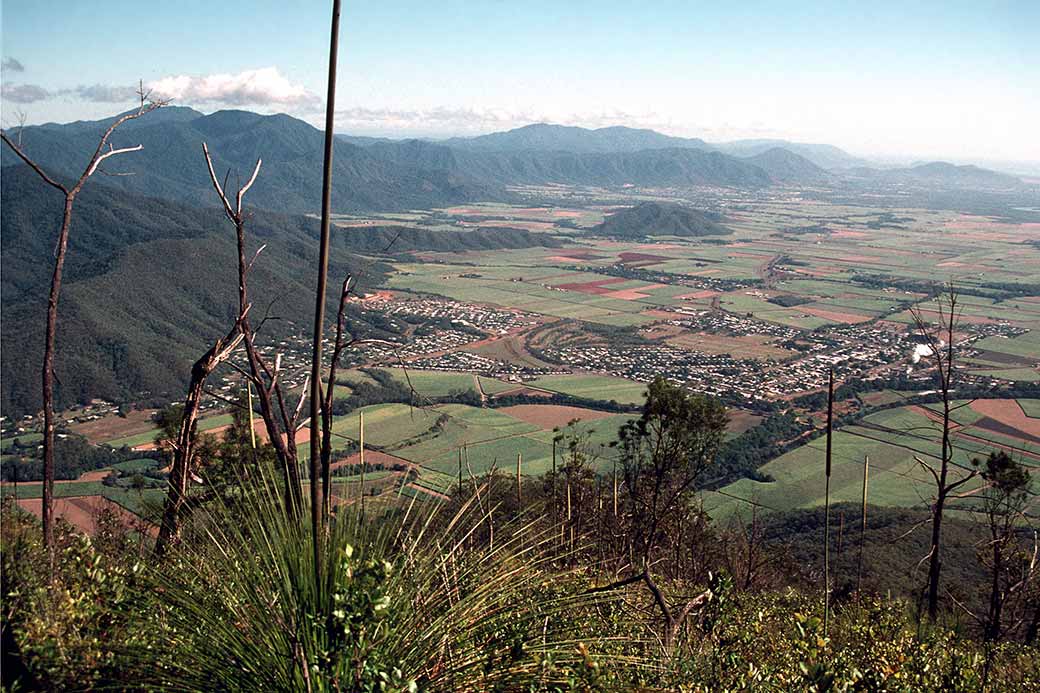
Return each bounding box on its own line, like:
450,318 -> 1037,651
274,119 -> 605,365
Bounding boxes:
148,67 -> 318,107
1,83 -> 49,103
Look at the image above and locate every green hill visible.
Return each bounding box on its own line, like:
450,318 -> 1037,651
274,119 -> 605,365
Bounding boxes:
591,201 -> 733,238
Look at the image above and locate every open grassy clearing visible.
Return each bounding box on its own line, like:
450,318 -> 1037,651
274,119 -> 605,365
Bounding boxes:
525,374 -> 647,404
1,433 -> 43,451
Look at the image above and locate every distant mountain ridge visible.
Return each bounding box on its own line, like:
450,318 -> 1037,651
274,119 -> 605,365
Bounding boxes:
2,109 -> 496,214
847,161 -> 1024,188
443,123 -> 713,154
5,110 -> 1023,222
435,123 -> 865,170
592,201 -> 732,238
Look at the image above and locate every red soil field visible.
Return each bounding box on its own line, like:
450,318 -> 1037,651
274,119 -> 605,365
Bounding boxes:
617,252 -> 670,265
799,306 -> 872,324
969,399 -> 1040,439
727,410 -> 764,434
330,450 -> 415,472
677,290 -> 719,300
68,408 -> 158,445
16,496 -> 156,537
497,404 -> 614,428
553,277 -> 627,294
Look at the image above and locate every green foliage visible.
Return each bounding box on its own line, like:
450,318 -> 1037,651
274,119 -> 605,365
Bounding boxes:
593,201 -> 732,238
1,500 -> 158,690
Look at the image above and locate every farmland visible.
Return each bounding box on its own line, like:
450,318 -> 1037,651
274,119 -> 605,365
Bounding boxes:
16,187 -> 1040,533
707,399 -> 1040,520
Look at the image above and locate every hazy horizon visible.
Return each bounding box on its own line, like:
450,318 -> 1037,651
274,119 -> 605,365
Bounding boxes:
2,1 -> 1038,167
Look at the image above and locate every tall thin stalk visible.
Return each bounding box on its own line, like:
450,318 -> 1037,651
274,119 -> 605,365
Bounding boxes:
357,410 -> 366,524
856,455 -> 869,594
309,0 -> 343,569
516,452 -> 523,508
823,368 -> 834,633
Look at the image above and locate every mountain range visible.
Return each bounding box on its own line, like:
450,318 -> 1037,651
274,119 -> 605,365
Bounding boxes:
1,107 -> 1028,413
5,110 -> 1021,222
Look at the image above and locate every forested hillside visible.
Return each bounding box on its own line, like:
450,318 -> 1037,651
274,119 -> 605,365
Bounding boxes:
0,166 -> 390,414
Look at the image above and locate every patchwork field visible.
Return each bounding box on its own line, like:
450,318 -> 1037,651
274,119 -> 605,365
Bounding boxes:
707,399 -> 1040,520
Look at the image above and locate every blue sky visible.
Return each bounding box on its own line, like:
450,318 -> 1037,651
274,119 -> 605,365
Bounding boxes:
2,1 -> 1038,162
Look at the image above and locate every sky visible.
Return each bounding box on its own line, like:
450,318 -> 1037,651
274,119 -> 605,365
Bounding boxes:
2,1 -> 1038,164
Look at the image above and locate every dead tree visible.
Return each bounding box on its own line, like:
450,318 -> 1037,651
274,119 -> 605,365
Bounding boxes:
0,86 -> 165,552
320,276 -> 354,519
909,284 -> 977,620
155,314 -> 247,555
201,144 -> 308,516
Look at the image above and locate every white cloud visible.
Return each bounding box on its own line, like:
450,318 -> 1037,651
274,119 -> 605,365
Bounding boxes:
2,57 -> 25,73
148,67 -> 318,107
1,83 -> 49,103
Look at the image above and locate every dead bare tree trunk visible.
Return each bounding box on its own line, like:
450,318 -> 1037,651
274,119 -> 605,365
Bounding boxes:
910,285 -> 976,621
201,144 -> 308,517
155,319 -> 246,555
0,88 -> 165,556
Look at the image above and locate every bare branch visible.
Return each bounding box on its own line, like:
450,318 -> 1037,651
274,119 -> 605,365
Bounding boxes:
85,144 -> 144,177
0,131 -> 67,193
202,142 -> 236,221
236,158 -> 263,215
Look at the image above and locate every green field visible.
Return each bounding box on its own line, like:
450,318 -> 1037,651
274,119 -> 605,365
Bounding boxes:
110,458 -> 162,474
526,374 -> 647,404
322,399 -> 629,487
348,368 -> 515,400
707,404 -> 1039,520
0,433 -> 42,451
973,331 -> 1040,360
105,412 -> 233,448
1020,399 -> 1040,418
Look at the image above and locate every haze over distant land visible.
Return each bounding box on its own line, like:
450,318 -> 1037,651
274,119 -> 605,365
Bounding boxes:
2,1 -> 1037,166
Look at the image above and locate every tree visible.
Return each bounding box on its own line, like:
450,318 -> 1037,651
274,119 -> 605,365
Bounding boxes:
909,285 -> 977,621
544,420 -> 598,556
593,376 -> 728,652
973,451 -> 1035,643
0,87 -> 166,554
618,377 -> 728,568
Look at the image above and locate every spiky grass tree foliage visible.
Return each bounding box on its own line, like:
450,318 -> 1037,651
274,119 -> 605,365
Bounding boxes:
139,475 -> 614,691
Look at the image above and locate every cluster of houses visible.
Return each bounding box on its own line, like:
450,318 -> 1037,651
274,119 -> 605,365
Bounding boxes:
367,295 -> 539,335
